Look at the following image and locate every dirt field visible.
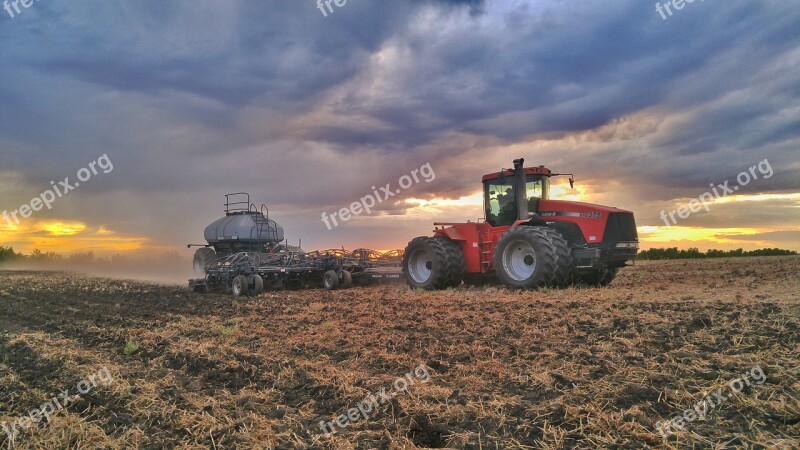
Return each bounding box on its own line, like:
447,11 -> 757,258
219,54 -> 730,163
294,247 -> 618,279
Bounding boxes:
0,256 -> 798,449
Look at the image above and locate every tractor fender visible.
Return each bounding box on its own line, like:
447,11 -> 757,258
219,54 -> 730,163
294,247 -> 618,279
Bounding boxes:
434,227 -> 466,241
511,216 -> 547,228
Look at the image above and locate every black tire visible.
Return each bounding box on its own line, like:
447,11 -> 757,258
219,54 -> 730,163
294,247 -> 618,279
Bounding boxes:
323,270 -> 340,290
340,271 -> 353,289
193,248 -> 216,274
231,275 -> 249,297
189,280 -> 209,293
432,236 -> 466,287
249,275 -> 264,296
578,267 -> 619,287
493,226 -> 560,289
402,236 -> 451,290
541,228 -> 573,287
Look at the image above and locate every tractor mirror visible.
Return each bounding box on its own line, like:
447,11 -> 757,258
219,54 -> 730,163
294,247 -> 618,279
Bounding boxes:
569,177 -> 575,189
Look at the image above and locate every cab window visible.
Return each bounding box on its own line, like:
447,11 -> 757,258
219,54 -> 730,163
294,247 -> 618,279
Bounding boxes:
485,181 -> 516,226
485,175 -> 548,226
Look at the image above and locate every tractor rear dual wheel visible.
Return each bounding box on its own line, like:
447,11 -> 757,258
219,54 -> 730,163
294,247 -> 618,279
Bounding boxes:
402,236 -> 466,290
436,236 -> 467,287
494,226 -> 565,290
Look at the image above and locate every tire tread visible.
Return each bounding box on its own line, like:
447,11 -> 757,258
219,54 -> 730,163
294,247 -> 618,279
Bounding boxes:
493,226 -> 560,289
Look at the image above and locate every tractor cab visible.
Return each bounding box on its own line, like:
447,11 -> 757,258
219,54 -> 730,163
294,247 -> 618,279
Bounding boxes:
483,163 -> 552,226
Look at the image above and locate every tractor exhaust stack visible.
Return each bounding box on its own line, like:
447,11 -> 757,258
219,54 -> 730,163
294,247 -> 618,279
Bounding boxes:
513,158 -> 528,221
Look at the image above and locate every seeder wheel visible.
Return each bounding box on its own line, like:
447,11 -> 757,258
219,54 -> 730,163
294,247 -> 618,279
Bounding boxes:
323,270 -> 340,290
231,275 -> 249,297
340,271 -> 353,289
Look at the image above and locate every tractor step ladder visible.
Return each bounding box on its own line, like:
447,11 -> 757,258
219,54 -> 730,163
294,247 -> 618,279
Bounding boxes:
479,240 -> 493,268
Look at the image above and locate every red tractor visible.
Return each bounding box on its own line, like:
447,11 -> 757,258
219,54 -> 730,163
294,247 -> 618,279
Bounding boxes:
402,158 -> 639,289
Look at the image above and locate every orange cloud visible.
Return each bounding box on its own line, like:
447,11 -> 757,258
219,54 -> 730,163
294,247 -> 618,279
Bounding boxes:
638,225 -> 799,251
0,219 -> 156,255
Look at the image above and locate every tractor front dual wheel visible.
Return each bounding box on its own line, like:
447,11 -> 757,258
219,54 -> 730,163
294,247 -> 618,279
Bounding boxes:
494,226 -> 562,289
541,228 -> 573,287
402,236 -> 466,290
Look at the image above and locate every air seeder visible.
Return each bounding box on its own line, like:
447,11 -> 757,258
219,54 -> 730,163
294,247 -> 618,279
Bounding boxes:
402,158 -> 639,289
187,193 -> 402,296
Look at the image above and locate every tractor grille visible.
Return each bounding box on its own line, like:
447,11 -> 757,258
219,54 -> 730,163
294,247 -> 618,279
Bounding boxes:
603,212 -> 638,244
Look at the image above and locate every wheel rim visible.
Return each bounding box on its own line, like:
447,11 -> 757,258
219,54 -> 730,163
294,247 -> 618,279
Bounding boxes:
407,248 -> 433,284
193,258 -> 204,274
232,278 -> 244,296
324,272 -> 338,290
502,239 -> 537,281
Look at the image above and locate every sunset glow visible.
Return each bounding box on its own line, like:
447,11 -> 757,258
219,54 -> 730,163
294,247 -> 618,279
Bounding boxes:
0,220 -> 151,255
38,221 -> 87,236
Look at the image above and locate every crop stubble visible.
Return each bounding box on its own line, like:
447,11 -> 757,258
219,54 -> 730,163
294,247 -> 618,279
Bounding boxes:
0,256 -> 798,449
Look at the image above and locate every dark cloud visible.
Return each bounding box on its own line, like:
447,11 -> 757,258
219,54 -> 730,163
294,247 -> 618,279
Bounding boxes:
0,0 -> 798,251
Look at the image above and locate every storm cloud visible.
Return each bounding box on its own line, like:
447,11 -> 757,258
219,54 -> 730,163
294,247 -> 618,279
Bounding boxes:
1,0 -> 798,252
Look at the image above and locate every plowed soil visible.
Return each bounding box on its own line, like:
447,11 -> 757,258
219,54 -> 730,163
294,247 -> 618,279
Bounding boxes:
1,256 -> 798,449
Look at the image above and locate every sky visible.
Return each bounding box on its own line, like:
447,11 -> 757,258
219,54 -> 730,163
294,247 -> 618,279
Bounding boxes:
0,0 -> 798,257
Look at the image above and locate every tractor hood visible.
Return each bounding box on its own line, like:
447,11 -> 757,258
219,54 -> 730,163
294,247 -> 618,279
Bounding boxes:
537,199 -> 637,245
537,199 -> 633,215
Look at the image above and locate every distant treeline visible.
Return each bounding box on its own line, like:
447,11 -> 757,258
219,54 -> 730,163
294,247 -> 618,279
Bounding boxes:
0,246 -> 20,263
637,247 -> 797,260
